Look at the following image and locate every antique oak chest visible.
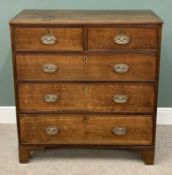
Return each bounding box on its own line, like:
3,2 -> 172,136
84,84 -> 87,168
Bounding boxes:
10,10 -> 163,164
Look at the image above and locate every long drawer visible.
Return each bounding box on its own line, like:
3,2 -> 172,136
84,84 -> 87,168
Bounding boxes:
14,27 -> 83,51
16,54 -> 157,81
18,83 -> 155,113
88,27 -> 159,50
20,114 -> 153,145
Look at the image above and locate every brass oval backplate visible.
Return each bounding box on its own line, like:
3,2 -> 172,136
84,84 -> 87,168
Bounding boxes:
41,31 -> 57,45
113,63 -> 129,73
43,94 -> 58,103
114,30 -> 130,45
42,63 -> 58,73
46,126 -> 60,136
112,127 -> 128,136
113,95 -> 128,104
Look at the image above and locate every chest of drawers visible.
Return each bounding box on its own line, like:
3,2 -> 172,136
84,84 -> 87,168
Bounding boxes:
10,10 -> 163,164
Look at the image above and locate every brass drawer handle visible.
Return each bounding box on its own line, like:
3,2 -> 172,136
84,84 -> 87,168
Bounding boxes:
41,31 -> 57,45
114,33 -> 130,45
43,94 -> 58,103
113,63 -> 129,73
112,127 -> 128,136
113,95 -> 128,104
42,64 -> 58,73
46,126 -> 60,136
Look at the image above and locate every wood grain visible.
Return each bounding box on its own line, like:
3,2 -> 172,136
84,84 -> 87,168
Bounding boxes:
139,148 -> 155,165
20,114 -> 152,145
18,146 -> 31,163
20,114 -> 85,144
10,10 -> 163,25
9,10 -> 163,164
18,83 -> 155,113
86,115 -> 152,145
16,54 -> 157,82
88,27 -> 159,50
14,27 -> 83,51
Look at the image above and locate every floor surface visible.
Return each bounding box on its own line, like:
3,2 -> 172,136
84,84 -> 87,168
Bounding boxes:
0,124 -> 172,175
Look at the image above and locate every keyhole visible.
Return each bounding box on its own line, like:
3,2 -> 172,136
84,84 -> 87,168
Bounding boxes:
83,56 -> 88,63
47,30 -> 52,35
83,115 -> 87,121
83,85 -> 88,92
119,29 -> 125,34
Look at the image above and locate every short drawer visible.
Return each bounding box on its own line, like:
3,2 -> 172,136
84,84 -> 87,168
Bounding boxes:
20,114 -> 85,144
88,27 -> 159,50
16,54 -> 157,81
14,27 -> 83,51
18,83 -> 155,113
86,115 -> 153,145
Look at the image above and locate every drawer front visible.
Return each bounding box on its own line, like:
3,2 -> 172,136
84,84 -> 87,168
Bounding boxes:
88,27 -> 159,50
18,83 -> 155,113
16,54 -> 157,81
20,114 -> 85,144
20,114 -> 153,145
86,115 -> 153,145
14,27 -> 83,51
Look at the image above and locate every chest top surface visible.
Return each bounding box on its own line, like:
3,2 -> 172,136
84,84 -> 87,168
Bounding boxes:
10,9 -> 163,25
